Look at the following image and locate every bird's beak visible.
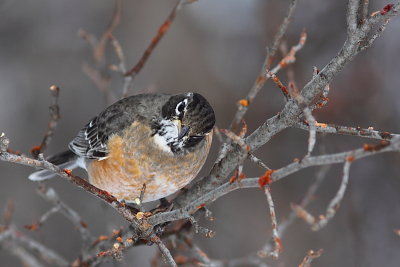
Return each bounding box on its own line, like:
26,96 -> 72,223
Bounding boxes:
173,119 -> 190,140
178,126 -> 190,140
178,124 -> 190,140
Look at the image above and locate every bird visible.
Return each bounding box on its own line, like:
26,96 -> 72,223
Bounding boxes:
29,92 -> 215,203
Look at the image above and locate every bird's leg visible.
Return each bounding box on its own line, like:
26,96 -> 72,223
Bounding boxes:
129,183 -> 147,211
150,198 -> 174,215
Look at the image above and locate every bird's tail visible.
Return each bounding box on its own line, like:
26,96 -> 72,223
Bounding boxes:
28,150 -> 80,181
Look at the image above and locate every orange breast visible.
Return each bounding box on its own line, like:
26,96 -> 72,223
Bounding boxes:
87,122 -> 212,202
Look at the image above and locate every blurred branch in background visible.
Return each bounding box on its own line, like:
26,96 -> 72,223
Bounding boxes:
1,0 -> 400,266
30,85 -> 60,159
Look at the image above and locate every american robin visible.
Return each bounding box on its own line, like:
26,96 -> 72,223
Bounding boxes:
29,92 -> 215,203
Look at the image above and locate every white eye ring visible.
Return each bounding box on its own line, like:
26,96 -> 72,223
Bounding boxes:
175,99 -> 188,116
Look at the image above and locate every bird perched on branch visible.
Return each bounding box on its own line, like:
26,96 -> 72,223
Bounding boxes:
29,92 -> 215,203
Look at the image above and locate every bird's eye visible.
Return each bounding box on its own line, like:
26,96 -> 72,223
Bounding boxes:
175,99 -> 188,116
177,102 -> 185,112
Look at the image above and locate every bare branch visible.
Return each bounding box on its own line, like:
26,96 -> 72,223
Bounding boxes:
313,159 -> 352,230
109,35 -> 133,98
230,26 -> 305,130
124,0 -> 190,84
36,185 -> 93,248
81,62 -> 115,104
347,0 -> 360,33
2,200 -> 15,228
149,138 -> 400,226
30,85 -> 60,159
188,216 -> 215,238
271,71 -> 317,156
0,144 -> 138,222
359,15 -> 392,51
358,0 -> 369,24
299,249 -> 323,267
303,108 -> 317,156
258,186 -> 282,259
151,235 -> 178,267
79,0 -> 122,103
0,227 -> 69,266
292,159 -> 352,231
248,153 -> 270,170
7,244 -> 44,267
259,165 -> 331,256
267,0 -> 299,66
310,67 -> 330,110
93,0 -> 122,64
82,232 -> 137,266
243,2 -> 400,154
24,205 -> 60,231
295,121 -> 399,141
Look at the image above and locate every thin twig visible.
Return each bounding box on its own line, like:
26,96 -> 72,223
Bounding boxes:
313,160 -> 352,230
80,0 -> 122,104
295,121 -> 399,141
303,107 -> 317,156
258,165 -> 331,257
248,153 -> 270,170
299,249 -> 323,267
124,0 -> 188,78
0,226 -> 69,266
2,199 -> 15,227
24,205 -> 60,231
31,85 -> 60,159
151,235 -> 178,267
258,186 -> 282,259
8,244 -> 44,267
230,23 -> 304,130
271,71 -> 317,156
109,35 -> 133,98
292,159 -> 353,231
81,62 -> 115,104
94,0 -> 122,64
188,216 -> 215,238
36,185 -> 93,248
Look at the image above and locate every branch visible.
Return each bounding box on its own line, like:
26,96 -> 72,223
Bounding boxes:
258,186 -> 282,259
299,249 -> 323,267
93,0 -> 122,64
257,165 -> 331,258
0,138 -> 137,222
108,35 -> 133,98
230,21 -> 304,130
294,121 -> 399,141
347,0 -> 360,33
6,244 -> 44,267
177,1 -> 400,210
30,85 -> 60,159
151,235 -> 178,267
292,159 -> 352,230
124,0 -> 189,79
79,0 -> 122,104
0,226 -> 69,266
36,185 -> 93,249
149,137 -> 400,225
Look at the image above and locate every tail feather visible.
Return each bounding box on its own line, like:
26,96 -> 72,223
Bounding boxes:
28,150 -> 80,181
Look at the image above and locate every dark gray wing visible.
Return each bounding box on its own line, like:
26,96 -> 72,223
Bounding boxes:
69,115 -> 110,159
68,93 -> 170,160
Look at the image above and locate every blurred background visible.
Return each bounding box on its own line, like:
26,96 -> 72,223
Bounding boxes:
1,0 -> 400,266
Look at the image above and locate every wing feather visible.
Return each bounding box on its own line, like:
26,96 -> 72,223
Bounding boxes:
68,93 -> 170,160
